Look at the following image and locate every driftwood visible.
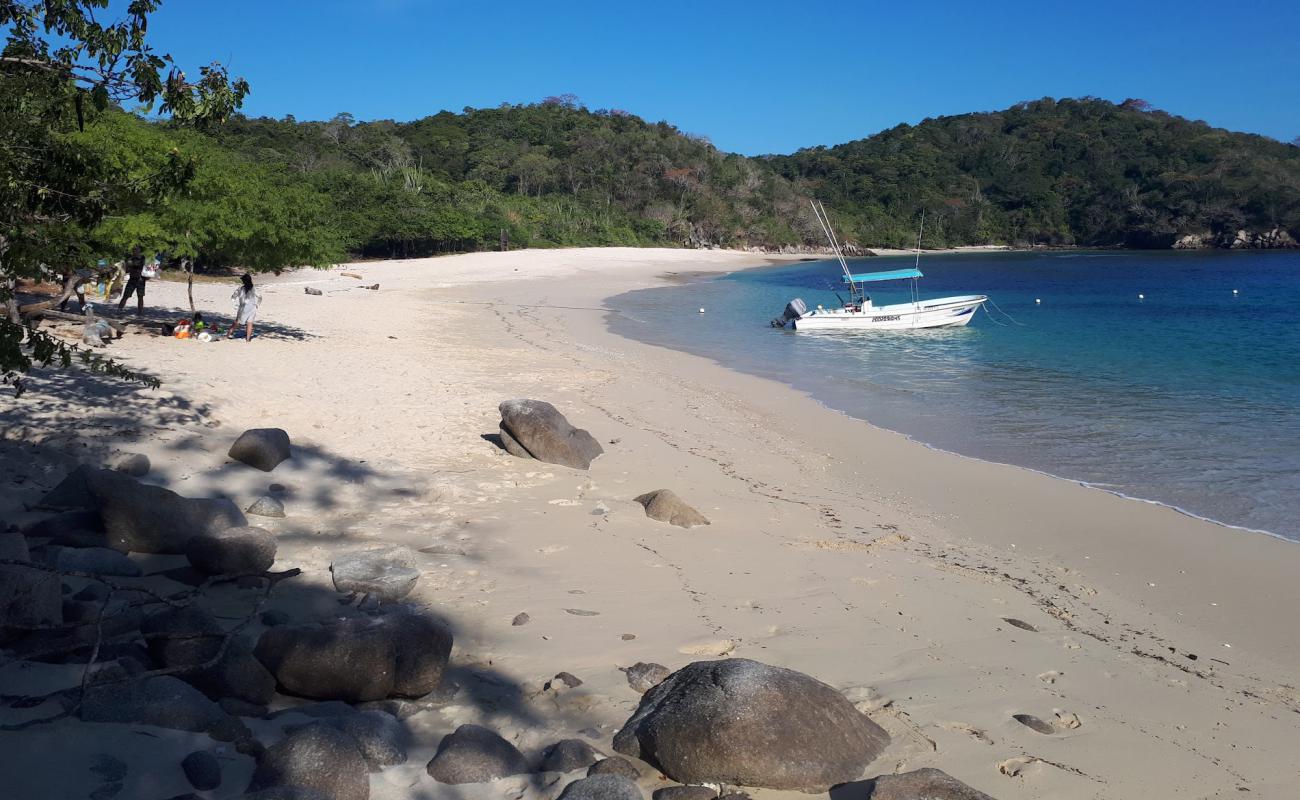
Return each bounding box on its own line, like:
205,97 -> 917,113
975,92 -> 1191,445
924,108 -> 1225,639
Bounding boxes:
340,271 -> 363,279
20,307 -> 127,337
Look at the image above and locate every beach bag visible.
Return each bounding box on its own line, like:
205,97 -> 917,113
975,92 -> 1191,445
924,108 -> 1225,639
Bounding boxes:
174,319 -> 191,339
142,263 -> 158,279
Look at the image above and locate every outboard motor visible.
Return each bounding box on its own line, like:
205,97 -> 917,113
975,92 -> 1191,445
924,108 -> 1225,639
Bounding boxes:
771,297 -> 807,328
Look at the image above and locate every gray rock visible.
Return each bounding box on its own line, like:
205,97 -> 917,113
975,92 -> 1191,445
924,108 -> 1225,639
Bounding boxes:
511,612 -> 530,626
229,428 -> 292,472
613,658 -> 890,792
426,724 -> 529,784
541,738 -> 604,772
23,510 -> 107,548
81,676 -> 228,732
36,465 -> 100,510
633,490 -> 709,528
247,496 -> 286,518
324,709 -> 407,770
112,453 -> 151,478
182,750 -> 222,791
547,671 -> 584,690
622,662 -> 670,694
142,605 -> 276,705
587,758 -> 642,780
255,608 -> 452,702
839,768 -> 997,799
558,774 -> 644,800
498,399 -> 604,470
186,526 -> 277,575
0,532 -> 62,639
89,469 -> 246,554
330,547 -> 419,602
654,788 -> 718,800
48,546 -> 141,577
246,724 -> 368,800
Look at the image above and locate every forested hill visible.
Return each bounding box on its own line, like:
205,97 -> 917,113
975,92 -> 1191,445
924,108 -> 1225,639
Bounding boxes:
766,97 -> 1300,249
189,96 -> 1299,261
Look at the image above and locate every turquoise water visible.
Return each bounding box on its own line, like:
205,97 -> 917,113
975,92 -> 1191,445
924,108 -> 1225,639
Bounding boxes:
608,250 -> 1300,540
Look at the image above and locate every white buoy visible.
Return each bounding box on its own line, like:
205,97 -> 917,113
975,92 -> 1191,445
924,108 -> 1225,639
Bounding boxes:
1233,289 -> 1239,295
699,308 -> 705,313
1035,298 -> 1042,304
1138,293 -> 1145,300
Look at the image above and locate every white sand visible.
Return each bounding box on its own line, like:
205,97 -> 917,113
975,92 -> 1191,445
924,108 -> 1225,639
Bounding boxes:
3,247 -> 1298,799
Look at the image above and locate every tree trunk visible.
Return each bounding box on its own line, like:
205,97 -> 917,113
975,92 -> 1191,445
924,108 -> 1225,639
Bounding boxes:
186,259 -> 195,315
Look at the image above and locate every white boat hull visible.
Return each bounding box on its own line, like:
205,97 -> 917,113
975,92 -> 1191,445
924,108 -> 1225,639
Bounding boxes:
792,295 -> 987,331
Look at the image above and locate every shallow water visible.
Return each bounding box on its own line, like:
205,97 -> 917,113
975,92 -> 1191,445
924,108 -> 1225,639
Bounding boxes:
608,250 -> 1300,540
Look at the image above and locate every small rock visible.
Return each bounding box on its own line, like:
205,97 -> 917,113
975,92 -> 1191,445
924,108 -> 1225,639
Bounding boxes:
304,287 -> 323,296
843,767 -> 997,799
246,724 -> 368,800
1011,714 -> 1055,735
654,788 -> 718,800
229,428 -> 292,472
112,453 -> 151,477
512,612 -> 531,626
633,490 -> 709,528
324,709 -> 407,771
541,738 -> 603,772
247,496 -> 286,518
558,774 -> 644,800
330,546 -> 419,602
186,526 -> 277,575
48,546 -> 141,577
622,662 -> 670,694
621,634 -> 636,641
1002,618 -> 1037,632
548,671 -> 584,690
587,757 -> 642,779
182,751 -> 221,791
426,724 -> 529,784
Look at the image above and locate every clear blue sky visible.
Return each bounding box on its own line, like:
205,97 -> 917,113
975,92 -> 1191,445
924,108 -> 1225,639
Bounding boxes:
147,0 -> 1300,155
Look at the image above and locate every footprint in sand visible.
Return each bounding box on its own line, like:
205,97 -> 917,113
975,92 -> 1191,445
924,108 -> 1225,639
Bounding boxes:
998,756 -> 1038,777
678,639 -> 736,657
1037,670 -> 1063,685
940,721 -> 995,745
1053,709 -> 1082,730
1011,713 -> 1056,735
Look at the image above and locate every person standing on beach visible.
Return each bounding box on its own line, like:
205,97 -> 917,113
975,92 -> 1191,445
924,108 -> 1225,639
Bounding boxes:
227,273 -> 262,341
117,246 -> 147,314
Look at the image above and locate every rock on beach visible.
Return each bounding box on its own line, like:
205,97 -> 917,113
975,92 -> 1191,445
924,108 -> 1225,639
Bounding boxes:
426,724 -> 530,784
633,490 -> 709,528
229,428 -> 293,472
498,399 -> 603,469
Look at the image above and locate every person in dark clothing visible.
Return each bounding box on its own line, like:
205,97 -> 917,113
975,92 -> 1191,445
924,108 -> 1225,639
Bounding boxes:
117,246 -> 147,314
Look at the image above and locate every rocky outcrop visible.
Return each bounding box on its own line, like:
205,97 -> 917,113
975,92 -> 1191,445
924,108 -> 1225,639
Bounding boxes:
498,400 -> 603,469
633,490 -> 709,528
254,609 -> 452,702
246,724 -> 369,800
840,768 -> 998,799
426,724 -> 530,784
613,658 -> 889,792
90,469 -> 246,554
186,526 -> 277,575
229,428 -> 293,472
1172,228 -> 1298,250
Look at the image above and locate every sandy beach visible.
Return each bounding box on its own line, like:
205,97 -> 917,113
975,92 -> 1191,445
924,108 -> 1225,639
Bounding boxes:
3,247 -> 1299,800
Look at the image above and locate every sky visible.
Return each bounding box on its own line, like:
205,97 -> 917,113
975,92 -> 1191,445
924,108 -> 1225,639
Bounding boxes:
143,0 -> 1300,155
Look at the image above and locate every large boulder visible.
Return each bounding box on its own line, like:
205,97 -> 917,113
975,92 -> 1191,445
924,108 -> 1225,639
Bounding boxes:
498,400 -> 603,470
89,469 -> 246,554
0,532 -> 62,641
426,724 -> 529,784
837,768 -> 997,799
254,609 -> 452,702
330,547 -> 420,602
322,709 -> 407,771
81,675 -> 228,732
633,490 -> 709,528
186,526 -> 277,575
612,658 -> 889,792
246,724 -> 369,800
229,428 -> 292,472
558,775 -> 644,800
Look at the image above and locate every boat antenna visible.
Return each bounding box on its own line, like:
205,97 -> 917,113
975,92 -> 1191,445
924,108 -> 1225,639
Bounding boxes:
811,200 -> 855,292
914,209 -> 926,271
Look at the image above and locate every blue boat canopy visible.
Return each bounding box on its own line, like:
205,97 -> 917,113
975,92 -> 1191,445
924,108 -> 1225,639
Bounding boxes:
843,267 -> 923,283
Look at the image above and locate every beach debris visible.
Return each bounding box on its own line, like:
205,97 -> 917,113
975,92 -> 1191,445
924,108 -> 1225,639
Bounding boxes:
182,750 -> 222,791
81,318 -> 115,347
229,427 -> 292,472
341,271 -> 363,279
1002,617 -> 1038,632
111,452 -> 150,477
426,724 -> 530,784
845,767 -> 997,799
621,661 -> 670,694
613,658 -> 890,792
560,774 -> 645,800
512,611 -> 531,626
1011,713 -> 1056,735
541,738 -> 604,772
364,283 -> 379,290
186,525 -> 277,575
588,757 -> 642,779
318,709 -> 408,771
655,787 -> 719,800
621,633 -> 636,640
254,607 -> 452,702
633,489 -> 710,528
246,723 -> 369,800
498,399 -> 604,469
92,468 -> 247,554
330,546 -> 420,602
304,286 -> 323,295
247,495 -> 286,518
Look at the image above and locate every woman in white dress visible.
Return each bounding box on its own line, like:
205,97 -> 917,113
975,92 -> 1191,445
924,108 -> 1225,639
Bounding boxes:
227,273 -> 262,341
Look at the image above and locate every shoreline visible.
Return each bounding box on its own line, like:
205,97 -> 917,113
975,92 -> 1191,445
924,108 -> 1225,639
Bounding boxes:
4,247 -> 1299,798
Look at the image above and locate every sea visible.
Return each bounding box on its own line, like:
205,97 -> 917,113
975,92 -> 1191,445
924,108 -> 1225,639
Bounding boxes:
607,250 -> 1300,541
